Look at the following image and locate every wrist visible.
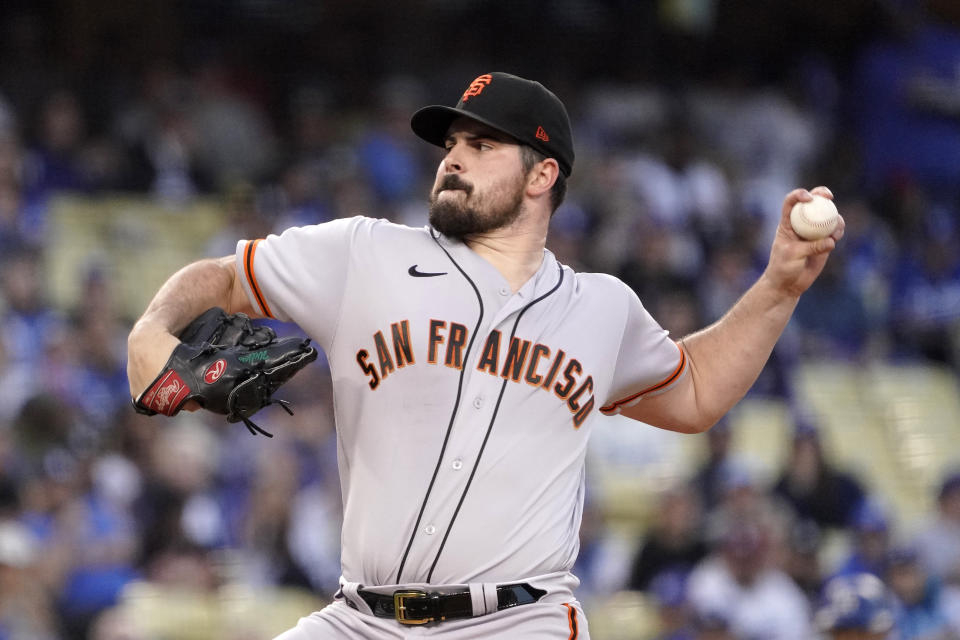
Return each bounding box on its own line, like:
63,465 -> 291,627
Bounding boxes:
757,270 -> 803,307
127,322 -> 180,397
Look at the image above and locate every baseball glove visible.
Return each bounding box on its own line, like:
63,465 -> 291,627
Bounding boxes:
133,307 -> 318,436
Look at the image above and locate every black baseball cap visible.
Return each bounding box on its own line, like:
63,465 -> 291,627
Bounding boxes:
411,72 -> 575,177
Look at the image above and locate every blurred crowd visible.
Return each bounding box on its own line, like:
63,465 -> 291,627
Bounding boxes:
1,0 -> 960,638
574,420 -> 960,639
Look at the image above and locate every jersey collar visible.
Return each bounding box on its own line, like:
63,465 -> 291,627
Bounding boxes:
429,227 -> 560,300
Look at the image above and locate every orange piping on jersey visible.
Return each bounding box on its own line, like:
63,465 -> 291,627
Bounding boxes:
243,239 -> 274,318
599,342 -> 686,415
563,603 -> 579,639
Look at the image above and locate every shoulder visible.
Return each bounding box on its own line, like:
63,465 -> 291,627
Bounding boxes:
566,268 -> 645,313
569,268 -> 636,298
273,215 -> 433,244
300,214 -> 430,235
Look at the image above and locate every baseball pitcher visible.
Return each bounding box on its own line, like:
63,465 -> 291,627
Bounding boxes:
127,72 -> 844,638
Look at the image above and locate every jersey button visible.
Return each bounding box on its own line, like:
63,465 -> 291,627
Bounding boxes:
473,396 -> 483,409
424,524 -> 437,535
451,459 -> 463,470
498,286 -> 509,296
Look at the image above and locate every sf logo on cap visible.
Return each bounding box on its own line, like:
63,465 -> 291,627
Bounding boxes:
461,74 -> 492,102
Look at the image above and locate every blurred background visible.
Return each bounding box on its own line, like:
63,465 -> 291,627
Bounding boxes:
1,0 -> 960,638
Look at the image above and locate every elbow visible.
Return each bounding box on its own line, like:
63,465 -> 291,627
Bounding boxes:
639,413 -> 716,435
668,416 -> 716,435
689,415 -> 725,435
685,396 -> 741,434
658,405 -> 728,435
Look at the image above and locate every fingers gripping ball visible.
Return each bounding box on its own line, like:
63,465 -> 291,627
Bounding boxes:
790,194 -> 839,240
133,307 -> 318,436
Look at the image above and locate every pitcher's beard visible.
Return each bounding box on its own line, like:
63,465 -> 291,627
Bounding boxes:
429,181 -> 525,241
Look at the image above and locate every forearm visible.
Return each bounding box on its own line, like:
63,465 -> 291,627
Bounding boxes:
127,257 -> 237,396
624,187 -> 842,433
681,272 -> 799,424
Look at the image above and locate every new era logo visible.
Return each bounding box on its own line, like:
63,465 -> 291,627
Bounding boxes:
535,126 -> 549,142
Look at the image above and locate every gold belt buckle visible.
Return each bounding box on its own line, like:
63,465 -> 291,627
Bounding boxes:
394,590 -> 433,625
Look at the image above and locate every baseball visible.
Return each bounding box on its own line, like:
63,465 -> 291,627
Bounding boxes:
790,195 -> 839,240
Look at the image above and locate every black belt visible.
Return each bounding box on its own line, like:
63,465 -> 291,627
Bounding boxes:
355,583 -> 546,625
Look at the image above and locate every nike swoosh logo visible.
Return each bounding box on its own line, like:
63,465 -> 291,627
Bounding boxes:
408,265 -> 448,278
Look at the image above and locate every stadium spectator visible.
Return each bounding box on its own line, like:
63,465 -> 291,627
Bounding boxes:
771,421 -> 867,531
884,545 -> 960,640
69,265 -> 132,427
132,419 -> 227,572
702,459 -> 790,551
355,75 -> 427,213
236,445 -> 312,590
690,418 -> 735,513
689,610 -> 736,640
813,572 -> 897,640
86,607 -> 147,640
793,253 -> 873,359
915,470 -> 960,586
0,247 -> 65,387
783,519 -> 825,607
0,175 -> 28,257
187,56 -> 279,190
833,197 -> 898,359
112,60 -> 209,203
850,1 -> 960,196
889,213 -> 960,368
0,519 -> 59,640
834,499 -> 895,580
628,482 -> 708,591
22,89 -> 88,202
647,569 -> 694,640
686,517 -> 812,640
571,490 -> 634,605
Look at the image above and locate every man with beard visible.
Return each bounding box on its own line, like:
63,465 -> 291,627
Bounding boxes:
127,72 -> 844,638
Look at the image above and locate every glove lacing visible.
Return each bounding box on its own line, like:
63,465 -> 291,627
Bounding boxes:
231,399 -> 294,438
189,344 -> 293,438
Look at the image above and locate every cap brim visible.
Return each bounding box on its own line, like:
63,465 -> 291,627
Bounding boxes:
411,105 -> 520,148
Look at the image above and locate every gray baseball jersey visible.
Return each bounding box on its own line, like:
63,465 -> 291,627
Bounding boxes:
236,215 -> 684,595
